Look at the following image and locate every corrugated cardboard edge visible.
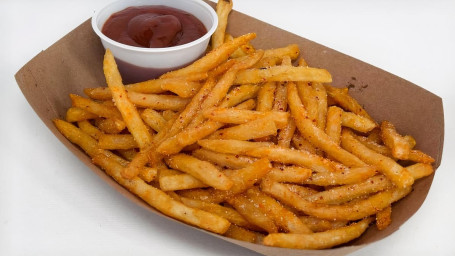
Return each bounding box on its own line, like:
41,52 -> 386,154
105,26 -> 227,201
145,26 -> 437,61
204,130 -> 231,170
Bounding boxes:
15,3 -> 444,256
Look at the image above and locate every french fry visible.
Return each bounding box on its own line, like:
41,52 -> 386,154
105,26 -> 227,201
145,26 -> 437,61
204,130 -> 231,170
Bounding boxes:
376,205 -> 392,230
277,118 -> 296,148
211,0 -> 233,49
341,129 -> 414,188
219,84 -> 261,108
161,33 -> 257,78
191,148 -> 255,169
98,134 -> 138,150
380,120 -> 411,159
93,118 -> 125,134
66,107 -> 97,122
266,166 -> 312,184
263,217 -> 373,249
304,175 -> 392,204
70,94 -> 125,130
224,225 -> 259,243
140,108 -> 167,132
165,154 -> 233,190
272,82 -> 288,112
198,139 -> 274,155
116,149 -> 137,161
77,120 -> 103,140
312,82 -> 328,130
291,133 -> 320,154
103,49 -> 152,150
246,146 -> 341,173
234,66 -> 332,85
263,44 -> 300,60
159,171 -> 208,191
406,163 -> 434,180
325,106 -> 343,144
302,166 -> 377,186
208,116 -> 278,140
256,82 -> 276,111
160,81 -> 202,98
341,111 -> 377,133
138,167 -> 158,183
127,91 -> 190,111
203,108 -> 289,126
299,216 -> 348,232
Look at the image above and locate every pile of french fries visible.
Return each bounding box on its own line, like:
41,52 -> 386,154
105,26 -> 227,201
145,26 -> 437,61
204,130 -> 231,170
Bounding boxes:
53,0 -> 435,250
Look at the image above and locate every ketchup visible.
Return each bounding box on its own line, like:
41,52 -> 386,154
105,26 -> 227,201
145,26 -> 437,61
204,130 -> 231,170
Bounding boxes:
102,5 -> 207,48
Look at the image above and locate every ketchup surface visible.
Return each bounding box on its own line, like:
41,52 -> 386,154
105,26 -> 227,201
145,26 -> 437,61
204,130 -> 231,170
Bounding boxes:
102,5 -> 207,48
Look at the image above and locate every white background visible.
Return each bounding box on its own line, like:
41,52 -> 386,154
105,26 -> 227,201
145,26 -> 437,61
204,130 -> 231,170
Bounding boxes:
2,0 -> 455,255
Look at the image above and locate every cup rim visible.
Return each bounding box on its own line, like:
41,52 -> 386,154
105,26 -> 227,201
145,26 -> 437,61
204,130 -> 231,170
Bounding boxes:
91,0 -> 218,53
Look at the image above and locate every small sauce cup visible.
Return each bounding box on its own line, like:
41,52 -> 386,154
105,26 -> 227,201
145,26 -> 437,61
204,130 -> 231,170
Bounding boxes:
92,0 -> 218,83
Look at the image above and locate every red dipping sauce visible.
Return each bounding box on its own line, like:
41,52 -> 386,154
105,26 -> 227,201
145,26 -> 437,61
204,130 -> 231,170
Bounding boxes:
102,5 -> 207,48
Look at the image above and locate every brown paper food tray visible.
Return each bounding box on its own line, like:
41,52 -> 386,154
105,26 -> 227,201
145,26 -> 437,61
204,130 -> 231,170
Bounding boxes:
15,3 -> 444,255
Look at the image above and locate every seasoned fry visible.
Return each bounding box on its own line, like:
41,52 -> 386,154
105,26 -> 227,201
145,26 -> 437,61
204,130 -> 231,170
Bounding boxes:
66,107 -> 97,122
211,0 -> 233,49
159,172 -> 208,191
219,84 -> 261,108
165,154 -> 233,190
77,120 -> 103,140
325,106 -> 343,144
191,148 -> 255,169
380,120 -> 411,159
256,82 -> 276,111
98,134 -> 138,150
203,108 -> 289,126
277,118 -> 296,148
103,49 -> 152,150
234,66 -> 332,85
302,166 -> 377,186
208,116 -> 278,140
263,218 -> 373,249
224,225 -> 260,243
140,108 -> 166,132
341,111 -> 377,133
266,166 -> 312,184
127,91 -> 190,111
263,44 -> 300,60
70,94 -> 125,130
304,175 -> 392,204
161,33 -> 257,78
93,118 -> 124,134
299,216 -> 348,232
198,139 -> 274,155
341,129 -> 414,188
246,146 -> 341,173
376,205 -> 392,230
